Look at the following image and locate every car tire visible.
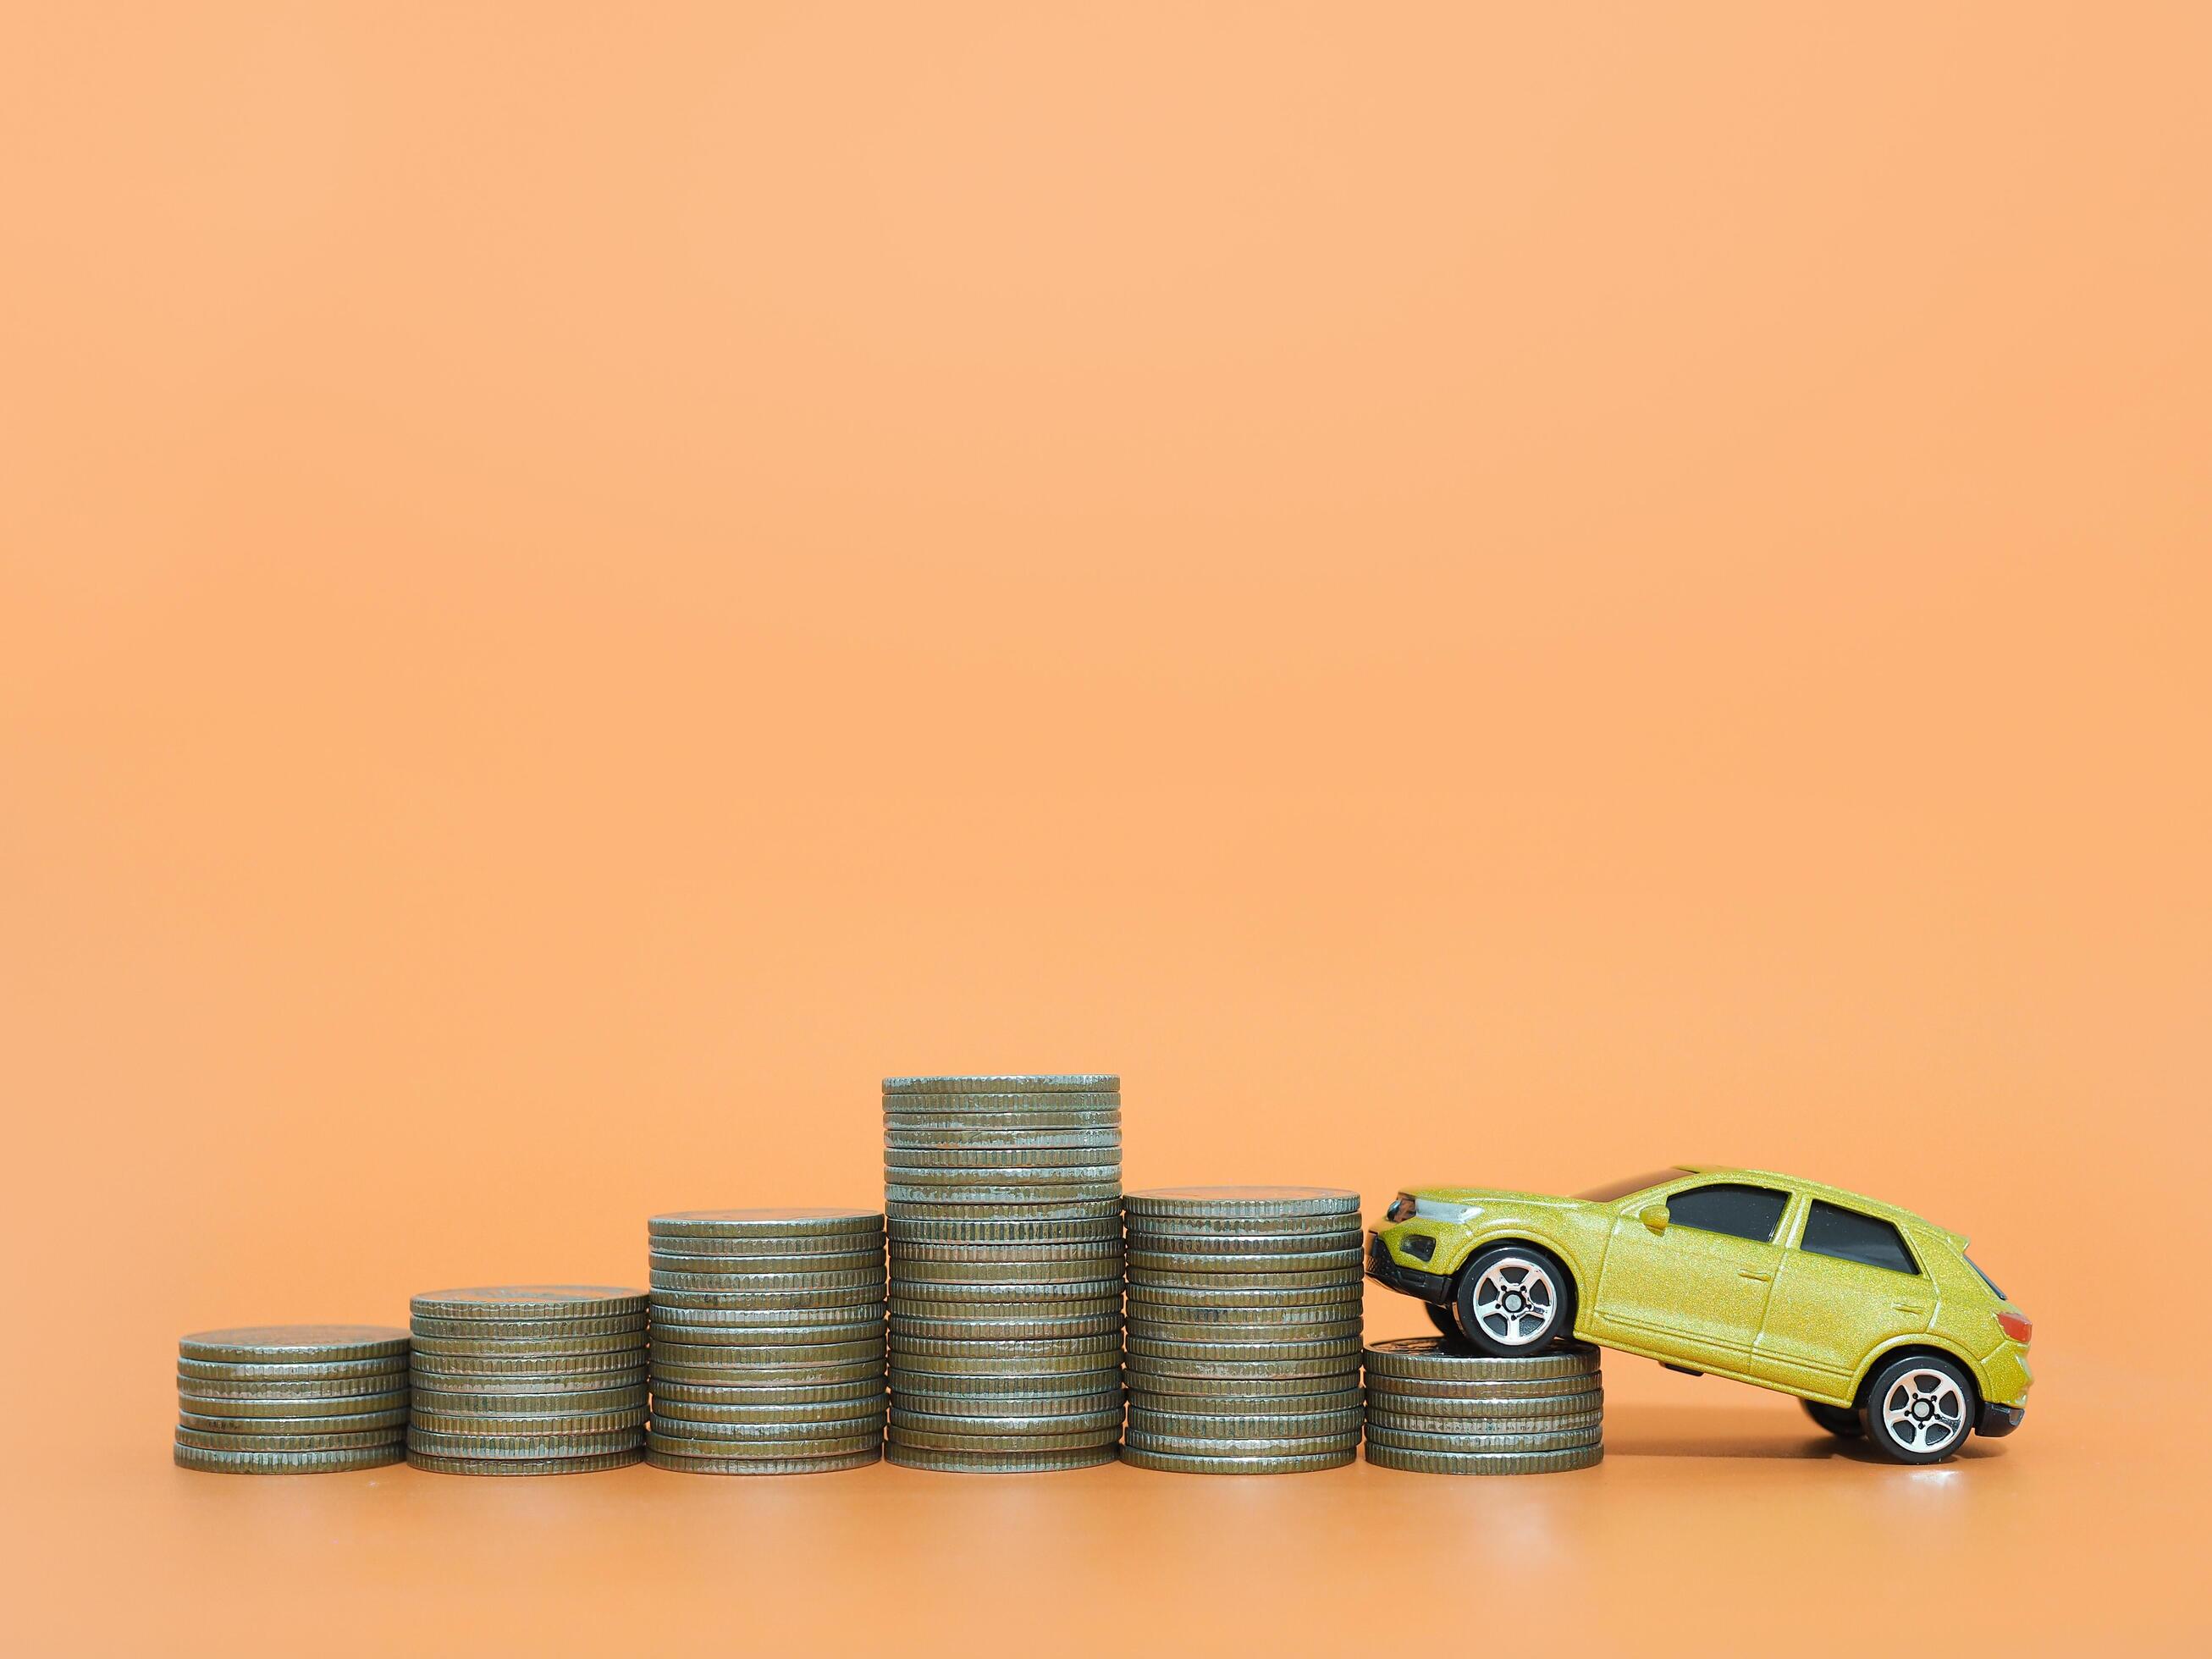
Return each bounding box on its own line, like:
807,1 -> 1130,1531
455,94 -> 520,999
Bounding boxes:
1423,1303 -> 1464,1345
1450,1243 -> 1573,1359
1800,1398 -> 1863,1439
1861,1353 -> 1974,1464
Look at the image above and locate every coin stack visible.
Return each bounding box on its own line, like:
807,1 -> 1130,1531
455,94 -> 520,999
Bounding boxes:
884,1074 -> 1125,1472
1362,1337 -> 1604,1474
405,1286 -> 648,1474
174,1325 -> 410,1474
646,1208 -> 886,1474
1121,1187 -> 1365,1474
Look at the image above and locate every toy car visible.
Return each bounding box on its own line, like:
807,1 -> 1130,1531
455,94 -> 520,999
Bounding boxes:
1366,1166 -> 2030,1463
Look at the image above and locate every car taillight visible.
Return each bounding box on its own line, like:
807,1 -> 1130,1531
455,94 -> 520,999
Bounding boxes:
1996,1312 -> 2033,1344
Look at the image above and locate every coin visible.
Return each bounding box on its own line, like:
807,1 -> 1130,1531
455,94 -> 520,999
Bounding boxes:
888,1313 -> 1123,1342
1128,1406 -> 1365,1439
177,1407 -> 409,1436
649,1337 -> 882,1366
1126,1288 -> 1361,1315
409,1314 -> 648,1341
645,1447 -> 880,1475
1126,1238 -> 1362,1264
652,1359 -> 884,1387
408,1374 -> 648,1400
1122,1370 -> 1357,1399
1366,1408 -> 1607,1438
648,1237 -> 884,1261
652,1285 -> 884,1311
1361,1372 -> 1604,1402
886,1182 -> 1123,1204
1119,1446 -> 1354,1474
1124,1348 -> 1360,1376
1128,1268 -> 1359,1292
648,1321 -> 883,1348
885,1112 -> 1122,1133
411,1386 -> 645,1419
645,1414 -> 884,1445
648,1428 -> 880,1460
407,1428 -> 642,1458
889,1281 -> 1123,1308
881,1075 -> 1118,1095
410,1407 -> 648,1436
885,1424 -> 1121,1454
891,1241 -> 1122,1267
885,1397 -> 1114,1424
178,1325 -> 410,1364
885,1147 -> 1122,1171
884,1443 -> 1118,1473
1123,1430 -> 1361,1458
885,1128 -> 1123,1151
1125,1187 -> 1359,1219
409,1287 -> 648,1321
649,1267 -> 884,1293
1365,1423 -> 1600,1455
1128,1387 -> 1362,1416
409,1331 -> 647,1359
408,1354 -> 648,1381
175,1425 -> 405,1452
885,1199 -> 1123,1221
889,1402 -> 1123,1434
179,1354 -> 408,1384
1126,1327 -> 1360,1355
1364,1391 -> 1603,1424
177,1388 -> 411,1419
649,1207 -> 882,1237
887,1363 -> 1118,1393
885,1215 -> 1123,1244
175,1442 -> 405,1474
650,1376 -> 882,1406
651,1399 -> 883,1430
1362,1339 -> 1601,1381
1123,1215 -> 1355,1238
1363,1442 -> 1603,1475
405,1449 -> 644,1475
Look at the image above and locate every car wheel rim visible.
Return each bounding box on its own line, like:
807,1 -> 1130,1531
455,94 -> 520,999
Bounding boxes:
1470,1257 -> 1557,1347
1879,1368 -> 1966,1453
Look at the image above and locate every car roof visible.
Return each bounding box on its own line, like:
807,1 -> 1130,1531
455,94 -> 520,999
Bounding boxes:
1677,1165 -> 1966,1247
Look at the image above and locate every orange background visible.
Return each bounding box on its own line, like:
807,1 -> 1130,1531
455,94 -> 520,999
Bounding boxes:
3,3 -> 2208,1651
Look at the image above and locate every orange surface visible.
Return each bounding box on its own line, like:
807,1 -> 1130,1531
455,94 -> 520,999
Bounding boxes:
3,3 -> 2209,1652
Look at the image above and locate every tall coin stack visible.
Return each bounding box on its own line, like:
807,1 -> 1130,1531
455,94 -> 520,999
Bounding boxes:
884,1074 -> 1125,1472
174,1325 -> 410,1474
1122,1187 -> 1365,1474
1362,1337 -> 1603,1474
646,1208 -> 886,1474
405,1286 -> 648,1474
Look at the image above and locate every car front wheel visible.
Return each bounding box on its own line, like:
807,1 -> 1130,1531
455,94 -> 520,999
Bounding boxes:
1423,1302 -> 1464,1344
1862,1353 -> 1974,1463
1451,1243 -> 1572,1357
1801,1398 -> 1863,1438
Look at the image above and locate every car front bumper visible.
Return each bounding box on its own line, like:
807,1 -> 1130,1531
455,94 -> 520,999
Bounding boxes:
1368,1231 -> 1453,1304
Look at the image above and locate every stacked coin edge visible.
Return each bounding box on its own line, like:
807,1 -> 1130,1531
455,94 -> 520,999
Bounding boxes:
1122,1187 -> 1365,1474
405,1287 -> 648,1474
1362,1337 -> 1604,1474
175,1324 -> 411,1474
884,1075 -> 1126,1472
647,1208 -> 887,1474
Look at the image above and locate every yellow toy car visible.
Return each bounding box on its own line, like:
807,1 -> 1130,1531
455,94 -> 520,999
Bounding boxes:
1367,1166 -> 2031,1463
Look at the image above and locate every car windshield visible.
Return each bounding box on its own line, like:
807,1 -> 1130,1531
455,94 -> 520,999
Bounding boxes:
1574,1169 -> 1685,1204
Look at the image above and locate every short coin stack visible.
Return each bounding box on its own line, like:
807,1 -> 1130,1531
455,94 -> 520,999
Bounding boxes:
405,1286 -> 648,1474
884,1074 -> 1125,1472
1362,1337 -> 1604,1474
646,1208 -> 886,1474
174,1325 -> 410,1474
1122,1187 -> 1365,1474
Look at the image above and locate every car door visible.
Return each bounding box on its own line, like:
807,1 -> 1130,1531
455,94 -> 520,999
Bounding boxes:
1591,1180 -> 1790,1370
1755,1199 -> 1935,1396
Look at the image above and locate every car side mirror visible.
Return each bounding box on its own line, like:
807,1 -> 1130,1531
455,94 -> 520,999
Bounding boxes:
1640,1203 -> 1670,1234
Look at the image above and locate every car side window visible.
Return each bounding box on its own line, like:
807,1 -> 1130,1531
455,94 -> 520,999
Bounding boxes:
1664,1182 -> 1789,1243
1800,1200 -> 1919,1275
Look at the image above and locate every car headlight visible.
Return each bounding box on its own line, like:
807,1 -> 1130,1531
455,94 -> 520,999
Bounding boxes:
1401,1233 -> 1437,1262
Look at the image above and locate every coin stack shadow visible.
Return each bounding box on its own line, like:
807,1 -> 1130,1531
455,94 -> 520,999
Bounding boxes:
405,1286 -> 648,1474
1362,1337 -> 1604,1473
884,1074 -> 1125,1472
174,1325 -> 411,1473
1121,1187 -> 1365,1474
645,1208 -> 887,1474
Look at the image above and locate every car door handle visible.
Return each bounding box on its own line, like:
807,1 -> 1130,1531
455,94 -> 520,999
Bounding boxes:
1739,1270 -> 1772,1281
1894,1302 -> 1930,1315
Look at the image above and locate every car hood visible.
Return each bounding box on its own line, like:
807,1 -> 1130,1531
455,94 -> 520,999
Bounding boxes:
1407,1186 -> 1585,1210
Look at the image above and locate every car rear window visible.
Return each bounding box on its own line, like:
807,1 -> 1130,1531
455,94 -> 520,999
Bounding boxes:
1666,1182 -> 1789,1243
1801,1200 -> 1918,1275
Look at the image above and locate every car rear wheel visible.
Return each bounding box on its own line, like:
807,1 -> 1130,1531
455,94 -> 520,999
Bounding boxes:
1801,1398 -> 1862,1438
1423,1303 -> 1464,1344
1451,1244 -> 1572,1358
1862,1353 -> 1973,1463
